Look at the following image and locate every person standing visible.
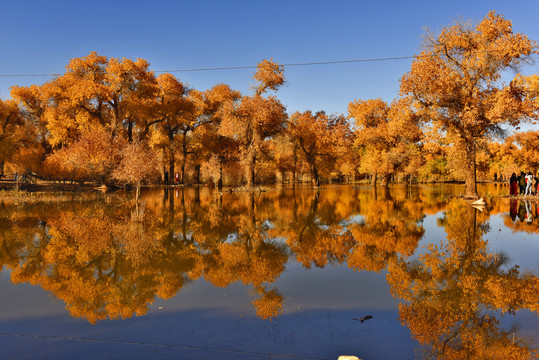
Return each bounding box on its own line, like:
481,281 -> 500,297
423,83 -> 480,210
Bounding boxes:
510,173 -> 518,196
525,171 -> 533,196
519,172 -> 526,194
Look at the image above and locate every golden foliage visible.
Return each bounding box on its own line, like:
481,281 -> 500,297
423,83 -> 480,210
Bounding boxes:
400,11 -> 539,196
348,97 -> 422,183
253,58 -> 285,96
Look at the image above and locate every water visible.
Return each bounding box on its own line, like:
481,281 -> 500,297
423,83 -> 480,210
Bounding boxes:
0,184 -> 537,359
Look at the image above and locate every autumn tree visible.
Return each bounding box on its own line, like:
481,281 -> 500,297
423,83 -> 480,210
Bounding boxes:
270,133 -> 299,184
113,141 -> 160,201
508,131 -> 539,172
220,59 -> 287,187
40,52 -> 158,147
105,56 -> 158,142
0,99 -> 24,177
400,11 -> 538,197
486,140 -> 520,180
10,84 -> 52,154
196,84 -> 242,188
348,97 -> 422,186
44,127 -> 125,185
287,111 -> 352,186
150,73 -> 198,183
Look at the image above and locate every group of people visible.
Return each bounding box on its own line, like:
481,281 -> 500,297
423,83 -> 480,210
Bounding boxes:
509,171 -> 538,196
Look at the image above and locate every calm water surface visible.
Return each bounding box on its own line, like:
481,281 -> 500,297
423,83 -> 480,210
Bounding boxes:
0,184 -> 537,359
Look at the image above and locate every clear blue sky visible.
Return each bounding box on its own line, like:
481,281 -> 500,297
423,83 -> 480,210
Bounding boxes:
1,0 -> 538,115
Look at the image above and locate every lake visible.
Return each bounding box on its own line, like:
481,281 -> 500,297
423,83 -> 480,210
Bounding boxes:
0,184 -> 537,359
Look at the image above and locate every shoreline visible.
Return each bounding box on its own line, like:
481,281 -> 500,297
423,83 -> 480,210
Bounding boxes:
1,180 -> 537,198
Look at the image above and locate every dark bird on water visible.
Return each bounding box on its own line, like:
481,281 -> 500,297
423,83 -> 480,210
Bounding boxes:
353,315 -> 373,323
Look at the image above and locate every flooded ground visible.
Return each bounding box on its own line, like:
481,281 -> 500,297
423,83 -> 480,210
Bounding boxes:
0,183 -> 537,359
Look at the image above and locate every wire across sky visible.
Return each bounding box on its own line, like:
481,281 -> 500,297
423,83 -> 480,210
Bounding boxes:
0,55 -> 417,77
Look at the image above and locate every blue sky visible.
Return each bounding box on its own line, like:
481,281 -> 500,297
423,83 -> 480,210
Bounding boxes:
1,0 -> 538,115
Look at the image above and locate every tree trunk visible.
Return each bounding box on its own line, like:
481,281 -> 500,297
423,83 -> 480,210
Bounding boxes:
218,162 -> 223,190
195,187 -> 200,205
380,174 -> 390,187
292,151 -> 298,186
168,158 -> 174,185
464,140 -> 478,198
180,131 -> 188,184
309,160 -> 320,187
167,131 -> 175,185
135,182 -> 141,203
127,121 -> 134,142
383,187 -> 392,200
247,152 -> 256,187
464,205 -> 478,260
194,164 -> 201,184
371,172 -> 377,186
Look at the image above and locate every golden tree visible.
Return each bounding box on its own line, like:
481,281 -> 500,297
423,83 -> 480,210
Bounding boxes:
151,73 -> 196,183
113,141 -> 161,201
219,59 -> 287,187
0,99 -> 24,177
10,84 -> 52,154
400,12 -> 538,197
44,127 -> 125,185
41,52 -> 157,146
348,97 -> 422,186
287,111 -> 352,186
195,84 -> 242,188
508,131 -> 539,172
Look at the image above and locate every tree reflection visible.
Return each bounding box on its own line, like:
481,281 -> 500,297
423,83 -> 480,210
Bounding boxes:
271,189 -> 356,269
9,204 -> 191,324
348,190 -> 425,272
387,199 -> 538,359
2,186 -> 536,344
202,192 -> 291,319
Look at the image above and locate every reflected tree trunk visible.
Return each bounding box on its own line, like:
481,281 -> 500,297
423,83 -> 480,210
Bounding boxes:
194,187 -> 200,205
464,140 -> 478,198
383,187 -> 392,201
